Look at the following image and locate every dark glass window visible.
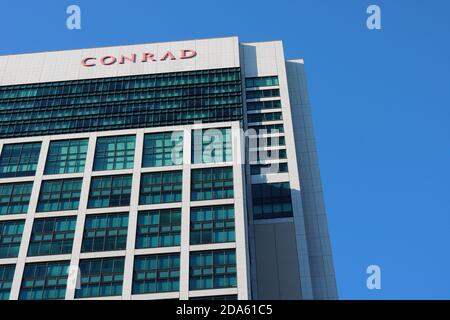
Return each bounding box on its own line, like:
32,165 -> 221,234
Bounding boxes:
76,257 -> 124,298
44,139 -> 88,174
245,89 -> 280,100
247,112 -> 283,123
252,182 -> 293,219
191,167 -> 234,201
136,209 -> 181,248
28,216 -> 76,256
36,178 -> 82,212
0,182 -> 33,215
250,163 -> 288,175
0,220 -> 24,258
190,205 -> 235,245
88,175 -> 132,208
139,171 -> 182,205
19,261 -> 69,300
81,213 -> 128,253
0,68 -> 243,139
93,135 -> 135,171
142,132 -> 183,167
192,128 -> 232,164
132,253 -> 180,294
248,123 -> 285,134
0,264 -> 15,300
0,142 -> 41,178
246,100 -> 281,111
189,250 -> 237,290
245,76 -> 279,88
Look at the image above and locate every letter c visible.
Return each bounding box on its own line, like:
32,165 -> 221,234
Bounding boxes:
81,57 -> 96,67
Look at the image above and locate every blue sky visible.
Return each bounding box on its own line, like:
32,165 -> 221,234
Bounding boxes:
1,0 -> 449,299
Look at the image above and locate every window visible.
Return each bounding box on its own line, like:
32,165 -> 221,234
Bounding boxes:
0,182 -> 33,215
0,265 -> 15,300
247,112 -> 283,123
142,132 -> 183,167
82,213 -> 128,253
0,142 -> 41,178
136,209 -> 181,248
190,205 -> 235,245
88,175 -> 132,208
0,220 -> 24,258
248,123 -> 284,134
132,253 -> 180,294
36,178 -> 82,212
255,149 -> 287,162
0,68 -> 243,140
93,135 -> 135,171
139,171 -> 182,205
245,76 -> 279,88
245,89 -> 280,100
192,128 -> 232,164
76,257 -> 125,298
250,163 -> 288,175
28,216 -> 76,256
246,100 -> 281,111
252,182 -> 293,219
191,167 -> 234,201
189,250 -> 237,290
44,139 -> 88,174
19,261 -> 69,300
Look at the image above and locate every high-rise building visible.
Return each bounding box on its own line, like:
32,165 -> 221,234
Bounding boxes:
0,37 -> 337,300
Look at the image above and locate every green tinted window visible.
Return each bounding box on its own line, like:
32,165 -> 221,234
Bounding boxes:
139,171 -> 182,205
28,216 -> 76,256
191,167 -> 233,201
189,250 -> 236,290
82,213 -> 128,253
93,135 -> 135,171
0,182 -> 33,215
190,205 -> 235,245
0,265 -> 15,300
76,257 -> 124,298
136,209 -> 181,249
142,132 -> 183,167
0,220 -> 24,258
44,139 -> 88,174
132,254 -> 180,294
192,128 -> 232,164
0,142 -> 41,178
19,261 -> 69,300
36,179 -> 82,212
88,175 -> 132,208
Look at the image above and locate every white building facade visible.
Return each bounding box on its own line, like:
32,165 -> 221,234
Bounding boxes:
0,37 -> 337,300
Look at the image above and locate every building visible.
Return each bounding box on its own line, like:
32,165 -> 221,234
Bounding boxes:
0,37 -> 337,300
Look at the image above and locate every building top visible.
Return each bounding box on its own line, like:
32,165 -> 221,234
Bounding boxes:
0,37 -> 241,86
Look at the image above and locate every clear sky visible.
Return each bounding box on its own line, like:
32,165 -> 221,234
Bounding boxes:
1,0 -> 449,299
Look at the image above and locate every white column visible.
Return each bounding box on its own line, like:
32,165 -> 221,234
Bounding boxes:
65,133 -> 97,300
231,121 -> 251,300
179,127 -> 192,300
9,138 -> 50,300
122,129 -> 144,299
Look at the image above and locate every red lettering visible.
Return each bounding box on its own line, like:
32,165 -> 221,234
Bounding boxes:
81,57 -> 96,67
160,51 -> 176,61
100,56 -> 117,65
119,54 -> 136,64
141,52 -> 156,62
180,49 -> 197,59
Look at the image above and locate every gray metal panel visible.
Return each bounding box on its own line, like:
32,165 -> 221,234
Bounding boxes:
254,222 -> 302,299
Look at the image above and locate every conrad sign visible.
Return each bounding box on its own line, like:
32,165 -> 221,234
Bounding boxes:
81,49 -> 197,67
